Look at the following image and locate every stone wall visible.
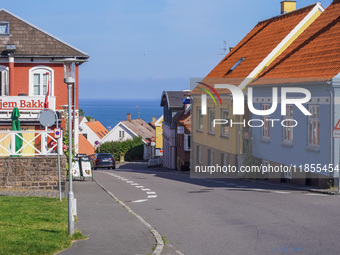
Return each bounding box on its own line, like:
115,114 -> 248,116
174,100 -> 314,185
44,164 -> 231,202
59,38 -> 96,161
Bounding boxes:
0,155 -> 66,197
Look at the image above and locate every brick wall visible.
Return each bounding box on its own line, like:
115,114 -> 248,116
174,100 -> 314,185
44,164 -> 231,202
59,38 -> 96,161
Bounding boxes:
0,155 -> 66,197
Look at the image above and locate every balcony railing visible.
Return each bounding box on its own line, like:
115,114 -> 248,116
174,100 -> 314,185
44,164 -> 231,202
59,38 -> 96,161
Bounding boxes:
0,130 -> 63,156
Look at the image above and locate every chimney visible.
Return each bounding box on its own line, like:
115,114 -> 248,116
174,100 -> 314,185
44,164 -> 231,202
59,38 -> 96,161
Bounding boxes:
152,116 -> 156,123
126,113 -> 131,121
90,118 -> 95,123
229,47 -> 234,52
281,1 -> 296,14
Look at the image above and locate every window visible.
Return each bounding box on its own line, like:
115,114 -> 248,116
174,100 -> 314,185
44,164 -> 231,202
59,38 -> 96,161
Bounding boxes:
262,104 -> 270,139
227,57 -> 245,75
29,66 -> 54,96
221,110 -> 229,137
197,107 -> 203,131
119,131 -> 125,138
221,153 -> 229,166
208,149 -> 214,165
83,134 -> 87,139
184,134 -> 191,151
283,105 -> 293,143
308,105 -> 320,146
196,145 -> 202,164
0,22 -> 9,35
0,66 -> 9,96
208,108 -> 215,134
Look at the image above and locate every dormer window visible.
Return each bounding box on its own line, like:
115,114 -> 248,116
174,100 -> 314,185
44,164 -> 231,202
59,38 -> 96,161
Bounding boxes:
227,57 -> 245,75
0,22 -> 9,35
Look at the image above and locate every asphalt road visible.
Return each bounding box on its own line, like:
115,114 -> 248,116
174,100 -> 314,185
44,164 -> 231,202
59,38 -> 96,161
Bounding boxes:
94,162 -> 340,255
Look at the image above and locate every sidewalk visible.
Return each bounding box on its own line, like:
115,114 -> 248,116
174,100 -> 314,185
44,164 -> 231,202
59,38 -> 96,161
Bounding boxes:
58,180 -> 155,255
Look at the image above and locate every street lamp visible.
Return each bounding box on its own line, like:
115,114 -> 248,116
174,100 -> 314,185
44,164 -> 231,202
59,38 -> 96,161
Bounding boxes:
53,58 -> 86,236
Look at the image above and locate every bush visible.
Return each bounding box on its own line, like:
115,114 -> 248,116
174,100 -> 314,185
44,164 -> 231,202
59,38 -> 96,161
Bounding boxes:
97,136 -> 144,161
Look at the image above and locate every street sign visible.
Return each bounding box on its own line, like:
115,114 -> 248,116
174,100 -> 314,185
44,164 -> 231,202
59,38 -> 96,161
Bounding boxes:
151,142 -> 156,147
54,128 -> 61,139
151,137 -> 155,142
333,119 -> 340,138
38,109 -> 56,127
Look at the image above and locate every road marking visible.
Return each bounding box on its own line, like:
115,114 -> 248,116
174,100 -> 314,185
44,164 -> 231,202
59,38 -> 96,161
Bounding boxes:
147,191 -> 156,194
126,181 -> 133,183
147,195 -> 157,198
272,191 -> 291,194
142,188 -> 151,191
131,183 -> 139,186
136,186 -> 144,188
132,199 -> 148,203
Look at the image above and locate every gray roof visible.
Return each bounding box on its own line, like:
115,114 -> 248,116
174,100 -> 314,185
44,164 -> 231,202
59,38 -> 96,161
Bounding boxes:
0,9 -> 88,58
160,91 -> 188,109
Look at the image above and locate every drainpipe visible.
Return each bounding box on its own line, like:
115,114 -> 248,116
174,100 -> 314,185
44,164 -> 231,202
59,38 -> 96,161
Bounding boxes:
327,86 -> 334,187
8,53 -> 15,96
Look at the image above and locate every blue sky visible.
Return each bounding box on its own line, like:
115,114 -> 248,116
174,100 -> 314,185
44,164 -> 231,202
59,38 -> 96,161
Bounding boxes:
6,0 -> 333,99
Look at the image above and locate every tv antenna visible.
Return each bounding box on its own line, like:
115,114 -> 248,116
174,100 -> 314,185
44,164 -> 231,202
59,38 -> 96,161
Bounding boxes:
217,41 -> 227,56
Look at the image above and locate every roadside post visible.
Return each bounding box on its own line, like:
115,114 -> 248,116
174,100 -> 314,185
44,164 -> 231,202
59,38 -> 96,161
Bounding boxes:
38,109 -> 62,201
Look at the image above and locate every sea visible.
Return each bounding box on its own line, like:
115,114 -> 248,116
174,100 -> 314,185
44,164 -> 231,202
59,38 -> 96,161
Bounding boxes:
79,98 -> 163,130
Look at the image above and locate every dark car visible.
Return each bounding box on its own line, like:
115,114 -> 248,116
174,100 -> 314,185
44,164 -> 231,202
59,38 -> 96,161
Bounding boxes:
91,153 -> 115,170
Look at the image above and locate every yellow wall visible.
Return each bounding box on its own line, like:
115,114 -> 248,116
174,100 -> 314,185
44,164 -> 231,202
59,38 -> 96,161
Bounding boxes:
155,118 -> 163,149
0,126 -> 35,156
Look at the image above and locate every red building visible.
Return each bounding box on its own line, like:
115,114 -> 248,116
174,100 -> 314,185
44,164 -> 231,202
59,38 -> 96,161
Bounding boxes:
0,9 -> 89,154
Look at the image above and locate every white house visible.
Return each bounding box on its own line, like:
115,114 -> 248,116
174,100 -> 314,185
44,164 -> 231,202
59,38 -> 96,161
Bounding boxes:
101,114 -> 156,160
79,117 -> 109,148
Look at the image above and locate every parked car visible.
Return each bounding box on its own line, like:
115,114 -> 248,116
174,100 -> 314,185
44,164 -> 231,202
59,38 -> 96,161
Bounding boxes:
90,153 -> 115,170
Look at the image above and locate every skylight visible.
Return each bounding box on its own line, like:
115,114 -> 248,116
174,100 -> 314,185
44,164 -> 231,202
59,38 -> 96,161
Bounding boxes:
227,57 -> 245,75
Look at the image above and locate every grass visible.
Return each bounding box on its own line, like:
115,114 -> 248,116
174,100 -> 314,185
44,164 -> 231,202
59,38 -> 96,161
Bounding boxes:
0,196 -> 86,255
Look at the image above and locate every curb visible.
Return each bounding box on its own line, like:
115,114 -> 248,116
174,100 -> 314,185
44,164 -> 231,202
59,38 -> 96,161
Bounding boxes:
244,179 -> 338,195
94,178 -> 164,255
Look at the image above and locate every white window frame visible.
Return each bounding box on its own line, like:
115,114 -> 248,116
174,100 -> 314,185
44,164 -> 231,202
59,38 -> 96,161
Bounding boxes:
197,107 -> 203,131
0,66 -> 9,96
308,105 -> 320,147
221,109 -> 229,138
262,104 -> 270,139
184,134 -> 191,151
119,130 -> 125,138
29,66 -> 54,96
283,105 -> 293,143
0,22 -> 9,35
208,108 -> 215,134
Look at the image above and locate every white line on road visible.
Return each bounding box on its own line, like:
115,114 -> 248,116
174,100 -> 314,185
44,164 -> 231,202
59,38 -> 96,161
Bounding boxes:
272,191 -> 291,194
147,191 -> 156,194
131,183 -> 139,186
136,186 -> 144,188
132,199 -> 148,203
142,188 -> 151,191
147,195 -> 157,198
126,181 -> 133,183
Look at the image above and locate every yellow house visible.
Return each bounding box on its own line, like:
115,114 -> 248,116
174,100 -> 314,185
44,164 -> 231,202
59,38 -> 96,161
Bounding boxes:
191,2 -> 324,174
155,115 -> 163,156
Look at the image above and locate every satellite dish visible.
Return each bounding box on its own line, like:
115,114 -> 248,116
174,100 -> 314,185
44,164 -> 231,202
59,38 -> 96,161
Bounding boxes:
38,109 -> 56,127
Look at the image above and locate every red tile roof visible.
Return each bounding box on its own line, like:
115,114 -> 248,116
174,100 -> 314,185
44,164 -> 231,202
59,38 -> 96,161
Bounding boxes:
86,121 -> 109,139
252,0 -> 340,85
78,134 -> 95,155
175,110 -> 191,132
192,4 -> 318,94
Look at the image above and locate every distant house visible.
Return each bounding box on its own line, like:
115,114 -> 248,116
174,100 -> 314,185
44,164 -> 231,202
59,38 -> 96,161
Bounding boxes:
78,134 -> 95,155
79,118 -> 109,148
101,113 -> 156,160
154,115 -> 164,157
175,109 -> 191,170
160,91 -> 187,169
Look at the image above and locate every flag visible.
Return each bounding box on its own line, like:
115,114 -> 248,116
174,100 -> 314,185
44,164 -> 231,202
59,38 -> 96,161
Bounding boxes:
44,72 -> 50,108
